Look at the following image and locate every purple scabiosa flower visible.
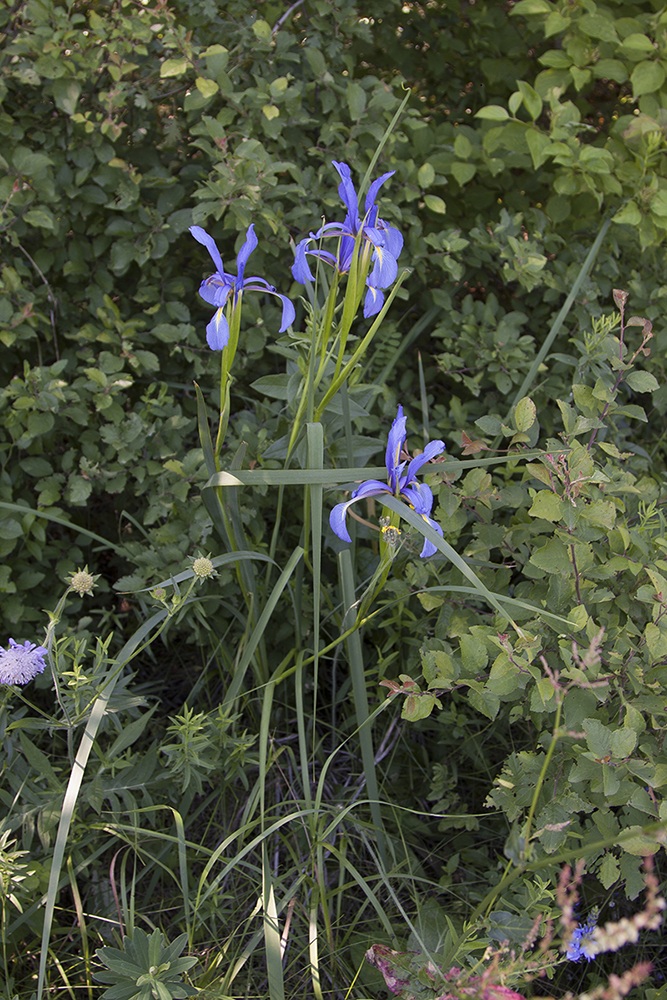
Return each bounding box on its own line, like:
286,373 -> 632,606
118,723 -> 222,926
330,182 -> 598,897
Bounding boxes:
330,405 -> 445,558
190,224 -> 295,350
0,639 -> 48,686
292,161 -> 403,318
566,911 -> 599,962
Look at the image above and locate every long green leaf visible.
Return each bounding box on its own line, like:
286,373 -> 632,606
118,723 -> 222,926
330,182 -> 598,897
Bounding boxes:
222,546 -> 304,709
207,449 -> 566,489
37,606 -> 170,1000
503,217 -> 611,417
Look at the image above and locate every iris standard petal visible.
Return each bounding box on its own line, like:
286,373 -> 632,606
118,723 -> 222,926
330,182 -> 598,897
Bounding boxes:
236,224 -> 258,282
402,439 -> 446,487
332,161 -> 360,230
190,225 -> 225,274
365,171 -> 395,215
385,406 -> 407,490
206,308 -> 230,351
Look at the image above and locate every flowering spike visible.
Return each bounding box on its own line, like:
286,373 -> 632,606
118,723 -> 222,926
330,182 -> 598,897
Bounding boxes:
330,406 -> 445,558
191,225 -> 294,349
292,161 -> 402,310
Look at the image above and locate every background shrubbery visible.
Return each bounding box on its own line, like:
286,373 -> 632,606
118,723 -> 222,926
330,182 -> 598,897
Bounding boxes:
1,1 -> 667,997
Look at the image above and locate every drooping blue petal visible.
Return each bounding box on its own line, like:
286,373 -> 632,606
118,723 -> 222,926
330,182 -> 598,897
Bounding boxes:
385,405 -> 407,492
190,225 -> 225,274
332,161 -> 360,230
330,499 -> 355,543
236,224 -> 258,283
368,244 -> 399,290
206,308 -> 230,351
401,481 -> 435,517
363,286 -> 384,319
417,514 -> 443,558
330,480 -> 389,544
292,239 -> 316,283
379,223 -> 403,260
276,292 -> 296,332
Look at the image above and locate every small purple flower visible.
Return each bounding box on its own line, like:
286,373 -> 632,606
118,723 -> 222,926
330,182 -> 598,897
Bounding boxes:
0,639 -> 48,686
190,224 -> 295,350
566,911 -> 599,962
292,161 -> 403,318
330,405 -> 445,558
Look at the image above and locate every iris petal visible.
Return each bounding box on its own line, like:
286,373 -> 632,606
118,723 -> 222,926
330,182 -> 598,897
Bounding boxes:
292,240 -> 316,283
365,171 -> 395,214
385,406 -> 407,492
363,286 -> 384,318
332,161 -> 360,230
417,515 -> 443,558
368,245 -> 399,289
236,224 -> 258,282
380,224 -> 404,260
206,308 -> 230,351
402,439 -> 445,487
190,225 -> 225,274
330,480 -> 388,544
330,499 -> 355,543
198,275 -> 233,308
277,293 -> 296,332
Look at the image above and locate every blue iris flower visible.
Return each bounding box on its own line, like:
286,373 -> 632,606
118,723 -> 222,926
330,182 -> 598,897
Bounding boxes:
292,161 -> 403,318
566,912 -> 599,962
190,224 -> 295,350
330,405 -> 445,558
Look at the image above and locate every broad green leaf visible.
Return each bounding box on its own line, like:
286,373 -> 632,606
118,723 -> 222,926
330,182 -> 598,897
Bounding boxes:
514,395 -> 536,431
510,0 -> 551,14
196,77 -> 218,98
417,162 -> 435,187
579,13 -> 618,43
625,370 -> 659,392
450,162 -> 475,186
252,19 -> 272,40
160,57 -> 189,78
631,61 -> 665,99
346,82 -> 366,120
612,201 -> 641,225
424,194 -> 446,213
598,852 -> 620,889
528,491 -> 564,523
475,105 -> 510,121
517,80 -> 542,120
52,78 -> 81,115
460,633 -> 488,674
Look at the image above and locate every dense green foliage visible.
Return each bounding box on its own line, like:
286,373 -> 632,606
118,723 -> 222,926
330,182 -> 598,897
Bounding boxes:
1,1 -> 667,998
